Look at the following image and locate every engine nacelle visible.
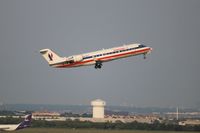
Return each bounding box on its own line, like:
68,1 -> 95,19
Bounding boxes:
68,55 -> 83,63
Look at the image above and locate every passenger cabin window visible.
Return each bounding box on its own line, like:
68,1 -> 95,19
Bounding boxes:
83,56 -> 92,60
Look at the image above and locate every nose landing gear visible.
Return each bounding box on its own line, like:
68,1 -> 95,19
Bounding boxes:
143,53 -> 147,59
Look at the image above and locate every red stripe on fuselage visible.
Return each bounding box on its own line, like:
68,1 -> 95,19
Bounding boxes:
55,47 -> 151,68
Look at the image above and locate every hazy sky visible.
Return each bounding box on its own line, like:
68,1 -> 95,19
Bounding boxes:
0,0 -> 200,108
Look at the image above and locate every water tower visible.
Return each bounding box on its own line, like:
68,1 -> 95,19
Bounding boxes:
91,99 -> 106,118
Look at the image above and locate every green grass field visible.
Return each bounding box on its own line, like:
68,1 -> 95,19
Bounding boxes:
12,128 -> 199,133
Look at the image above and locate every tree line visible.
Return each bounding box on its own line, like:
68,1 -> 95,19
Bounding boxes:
31,119 -> 200,131
0,117 -> 200,131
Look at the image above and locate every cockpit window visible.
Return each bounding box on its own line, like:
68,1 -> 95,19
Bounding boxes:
138,45 -> 146,48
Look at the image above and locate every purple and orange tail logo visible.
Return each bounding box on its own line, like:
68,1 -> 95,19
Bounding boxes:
48,53 -> 53,61
16,114 -> 32,130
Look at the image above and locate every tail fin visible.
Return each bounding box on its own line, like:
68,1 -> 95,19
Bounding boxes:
40,49 -> 65,65
16,114 -> 32,130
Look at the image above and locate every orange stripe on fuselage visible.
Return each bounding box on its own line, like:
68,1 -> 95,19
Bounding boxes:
55,47 -> 151,68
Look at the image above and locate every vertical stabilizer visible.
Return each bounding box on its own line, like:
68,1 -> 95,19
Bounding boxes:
16,114 -> 32,130
40,49 -> 65,65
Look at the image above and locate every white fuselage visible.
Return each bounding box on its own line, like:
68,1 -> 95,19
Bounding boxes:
51,43 -> 152,68
0,124 -> 19,131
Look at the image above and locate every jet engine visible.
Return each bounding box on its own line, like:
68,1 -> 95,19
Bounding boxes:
67,55 -> 83,63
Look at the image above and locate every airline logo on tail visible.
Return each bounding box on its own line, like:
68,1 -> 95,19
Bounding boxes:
16,114 -> 32,130
48,53 -> 53,61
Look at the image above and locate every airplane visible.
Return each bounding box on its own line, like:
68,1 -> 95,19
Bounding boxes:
40,43 -> 152,69
0,114 -> 32,131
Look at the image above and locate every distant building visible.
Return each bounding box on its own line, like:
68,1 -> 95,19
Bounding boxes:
179,119 -> 200,126
79,114 -> 160,123
91,99 -> 106,119
32,111 -> 60,119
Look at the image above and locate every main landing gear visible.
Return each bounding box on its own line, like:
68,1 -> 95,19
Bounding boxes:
95,61 -> 102,69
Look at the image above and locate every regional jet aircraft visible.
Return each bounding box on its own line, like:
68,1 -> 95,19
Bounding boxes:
40,43 -> 152,69
0,114 -> 32,131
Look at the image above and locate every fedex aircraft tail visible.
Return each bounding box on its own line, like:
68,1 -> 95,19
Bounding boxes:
16,114 -> 32,130
40,49 -> 65,65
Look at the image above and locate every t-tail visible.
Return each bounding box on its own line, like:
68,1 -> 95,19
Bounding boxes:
16,114 -> 32,130
40,49 -> 66,67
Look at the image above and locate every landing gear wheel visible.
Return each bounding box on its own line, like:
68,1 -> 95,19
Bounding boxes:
95,61 -> 102,69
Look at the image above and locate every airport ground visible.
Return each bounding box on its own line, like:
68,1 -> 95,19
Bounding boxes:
11,128 -> 199,133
